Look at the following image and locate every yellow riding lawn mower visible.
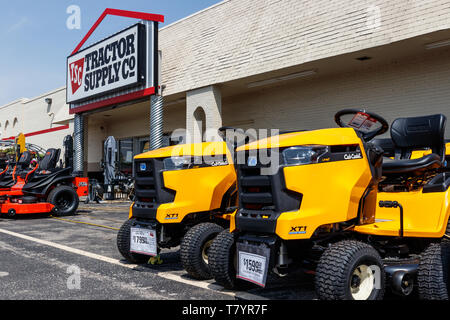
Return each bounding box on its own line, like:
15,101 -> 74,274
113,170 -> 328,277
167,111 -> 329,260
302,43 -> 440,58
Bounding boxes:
117,128 -> 246,279
209,109 -> 450,300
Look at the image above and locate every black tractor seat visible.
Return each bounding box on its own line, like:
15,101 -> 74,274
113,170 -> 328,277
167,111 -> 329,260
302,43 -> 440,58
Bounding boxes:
0,179 -> 15,189
23,167 -> 72,191
38,148 -> 61,173
19,148 -> 62,182
0,151 -> 33,188
382,153 -> 442,175
381,114 -> 446,176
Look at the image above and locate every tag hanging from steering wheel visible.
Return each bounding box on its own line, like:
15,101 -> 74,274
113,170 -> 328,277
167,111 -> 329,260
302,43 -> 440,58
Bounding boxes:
348,112 -> 378,133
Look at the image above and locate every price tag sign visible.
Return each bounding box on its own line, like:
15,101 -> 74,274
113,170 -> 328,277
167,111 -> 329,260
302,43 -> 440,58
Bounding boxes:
130,227 -> 158,256
359,117 -> 378,133
236,243 -> 271,287
348,112 -> 370,129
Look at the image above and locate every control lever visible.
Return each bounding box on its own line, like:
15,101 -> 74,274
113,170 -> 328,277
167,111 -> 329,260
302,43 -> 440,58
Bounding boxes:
379,201 -> 404,237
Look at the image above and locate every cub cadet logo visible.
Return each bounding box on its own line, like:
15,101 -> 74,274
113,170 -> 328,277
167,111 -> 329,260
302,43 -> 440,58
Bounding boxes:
209,160 -> 228,167
344,153 -> 362,160
289,226 -> 307,235
165,213 -> 178,220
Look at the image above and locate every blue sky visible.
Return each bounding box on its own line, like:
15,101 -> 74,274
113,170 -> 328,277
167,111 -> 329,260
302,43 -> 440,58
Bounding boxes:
0,0 -> 222,106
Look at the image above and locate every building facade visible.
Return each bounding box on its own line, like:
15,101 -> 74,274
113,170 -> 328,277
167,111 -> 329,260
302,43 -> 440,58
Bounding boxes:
2,0 -> 450,179
0,87 -> 73,151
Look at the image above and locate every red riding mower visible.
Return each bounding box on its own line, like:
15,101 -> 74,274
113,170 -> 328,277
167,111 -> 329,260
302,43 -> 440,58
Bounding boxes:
0,149 -> 88,218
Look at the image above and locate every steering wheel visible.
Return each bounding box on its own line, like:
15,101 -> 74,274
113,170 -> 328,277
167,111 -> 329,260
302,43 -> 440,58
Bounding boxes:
218,127 -> 257,149
334,109 -> 389,141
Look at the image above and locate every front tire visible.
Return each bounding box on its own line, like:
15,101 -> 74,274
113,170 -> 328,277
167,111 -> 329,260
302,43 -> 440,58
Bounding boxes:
315,240 -> 385,300
209,229 -> 250,290
7,209 -> 16,218
117,219 -> 149,264
180,223 -> 224,280
47,185 -> 79,216
417,242 -> 450,300
445,218 -> 450,242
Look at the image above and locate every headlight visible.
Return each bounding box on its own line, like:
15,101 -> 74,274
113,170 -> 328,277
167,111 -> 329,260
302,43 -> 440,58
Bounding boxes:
163,155 -> 228,171
163,156 -> 194,170
282,146 -> 328,166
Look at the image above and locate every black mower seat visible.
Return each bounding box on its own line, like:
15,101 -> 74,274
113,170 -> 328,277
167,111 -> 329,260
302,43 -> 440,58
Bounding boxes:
0,179 -> 14,189
382,114 -> 446,175
382,153 -> 441,175
39,148 -> 61,172
17,151 -> 33,169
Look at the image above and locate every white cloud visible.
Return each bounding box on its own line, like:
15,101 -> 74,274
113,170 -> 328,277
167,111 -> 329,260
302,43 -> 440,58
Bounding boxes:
6,17 -> 30,34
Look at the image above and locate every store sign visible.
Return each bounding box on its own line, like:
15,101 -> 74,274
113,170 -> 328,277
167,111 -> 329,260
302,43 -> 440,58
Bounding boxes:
67,24 -> 146,104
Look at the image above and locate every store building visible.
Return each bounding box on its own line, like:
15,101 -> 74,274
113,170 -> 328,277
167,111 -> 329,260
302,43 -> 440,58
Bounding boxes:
3,0 -> 450,180
0,87 -> 73,151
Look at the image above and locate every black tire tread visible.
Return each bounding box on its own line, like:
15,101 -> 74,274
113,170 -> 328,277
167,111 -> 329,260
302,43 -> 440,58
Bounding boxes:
180,222 -> 224,280
315,240 -> 385,300
417,242 -> 449,300
116,219 -> 149,264
209,229 -> 237,289
47,185 -> 79,216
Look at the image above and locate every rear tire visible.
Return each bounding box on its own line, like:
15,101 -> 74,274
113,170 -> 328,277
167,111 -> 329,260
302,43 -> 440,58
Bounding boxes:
180,223 -> 224,280
315,240 -> 385,300
117,219 -> 149,264
47,185 -> 79,216
417,242 -> 450,300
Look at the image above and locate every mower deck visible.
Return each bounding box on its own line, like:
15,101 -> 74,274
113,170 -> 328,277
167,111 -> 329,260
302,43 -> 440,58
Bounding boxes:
0,202 -> 54,215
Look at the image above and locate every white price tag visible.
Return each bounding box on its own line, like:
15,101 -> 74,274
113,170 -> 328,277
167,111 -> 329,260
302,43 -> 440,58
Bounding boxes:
130,227 -> 158,256
237,251 -> 267,287
359,117 -> 377,133
348,112 -> 369,129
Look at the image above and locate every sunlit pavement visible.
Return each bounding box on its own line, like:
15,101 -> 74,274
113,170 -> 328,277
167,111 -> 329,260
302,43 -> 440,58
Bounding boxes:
0,202 -> 403,300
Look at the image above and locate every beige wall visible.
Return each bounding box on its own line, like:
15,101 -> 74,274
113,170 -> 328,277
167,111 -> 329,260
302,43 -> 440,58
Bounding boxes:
160,0 -> 450,97
0,87 -> 73,152
86,101 -> 186,171
222,48 -> 450,136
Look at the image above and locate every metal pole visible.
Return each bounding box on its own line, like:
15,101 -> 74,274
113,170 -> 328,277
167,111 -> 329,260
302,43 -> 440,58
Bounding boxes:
150,95 -> 164,150
73,113 -> 84,176
149,46 -> 163,151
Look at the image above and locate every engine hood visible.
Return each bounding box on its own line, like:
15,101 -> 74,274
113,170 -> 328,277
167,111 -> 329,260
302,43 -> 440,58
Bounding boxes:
134,141 -> 230,159
236,128 -> 362,151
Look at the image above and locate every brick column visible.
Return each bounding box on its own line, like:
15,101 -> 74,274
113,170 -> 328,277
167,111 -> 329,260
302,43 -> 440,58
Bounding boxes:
186,85 -> 222,143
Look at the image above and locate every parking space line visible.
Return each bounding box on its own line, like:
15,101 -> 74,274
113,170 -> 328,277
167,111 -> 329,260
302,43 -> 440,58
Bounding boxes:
76,213 -> 127,224
50,216 -> 120,231
0,227 -> 131,267
0,227 -> 235,297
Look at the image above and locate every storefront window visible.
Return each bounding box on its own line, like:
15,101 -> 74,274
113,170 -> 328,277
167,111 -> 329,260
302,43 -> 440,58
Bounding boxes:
119,139 -> 133,174
140,140 -> 150,153
117,134 -> 181,175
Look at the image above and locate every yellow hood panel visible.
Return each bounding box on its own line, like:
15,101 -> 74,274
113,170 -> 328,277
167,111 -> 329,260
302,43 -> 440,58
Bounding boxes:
134,141 -> 229,159
237,128 -> 360,151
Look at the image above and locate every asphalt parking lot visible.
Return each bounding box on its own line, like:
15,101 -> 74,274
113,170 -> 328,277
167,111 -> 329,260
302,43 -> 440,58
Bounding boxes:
0,201 -> 317,300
